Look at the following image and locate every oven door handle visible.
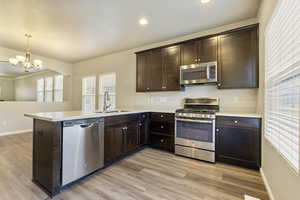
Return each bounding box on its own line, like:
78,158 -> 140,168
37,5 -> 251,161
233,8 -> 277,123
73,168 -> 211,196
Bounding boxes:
176,118 -> 213,124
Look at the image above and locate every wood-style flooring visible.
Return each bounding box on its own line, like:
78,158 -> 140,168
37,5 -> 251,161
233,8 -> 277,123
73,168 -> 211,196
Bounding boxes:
0,133 -> 269,200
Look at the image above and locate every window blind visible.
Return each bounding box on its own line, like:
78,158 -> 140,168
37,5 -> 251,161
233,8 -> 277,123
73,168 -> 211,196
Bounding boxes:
82,76 -> 96,112
54,75 -> 64,102
36,78 -> 44,102
265,0 -> 300,170
45,77 -> 53,102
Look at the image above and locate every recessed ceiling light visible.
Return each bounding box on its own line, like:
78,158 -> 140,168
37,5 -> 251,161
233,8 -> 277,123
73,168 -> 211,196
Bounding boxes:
201,0 -> 211,4
139,18 -> 148,26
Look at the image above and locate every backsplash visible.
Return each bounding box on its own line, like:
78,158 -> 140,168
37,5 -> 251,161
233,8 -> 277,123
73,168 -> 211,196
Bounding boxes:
134,85 -> 258,113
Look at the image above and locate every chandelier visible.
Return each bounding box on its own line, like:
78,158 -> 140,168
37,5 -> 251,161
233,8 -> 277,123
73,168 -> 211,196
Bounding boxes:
9,34 -> 42,72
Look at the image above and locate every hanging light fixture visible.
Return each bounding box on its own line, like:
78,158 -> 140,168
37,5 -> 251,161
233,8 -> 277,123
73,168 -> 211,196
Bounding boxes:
9,34 -> 42,72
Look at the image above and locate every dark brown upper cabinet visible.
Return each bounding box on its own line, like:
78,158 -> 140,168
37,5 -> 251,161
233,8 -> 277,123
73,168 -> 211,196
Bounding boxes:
217,26 -> 258,89
136,51 -> 152,92
180,36 -> 217,65
136,24 -> 259,92
136,45 -> 181,92
162,45 -> 181,91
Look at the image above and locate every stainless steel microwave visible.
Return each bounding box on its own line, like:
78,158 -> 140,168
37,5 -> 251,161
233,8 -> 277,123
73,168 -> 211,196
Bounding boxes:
180,61 -> 217,85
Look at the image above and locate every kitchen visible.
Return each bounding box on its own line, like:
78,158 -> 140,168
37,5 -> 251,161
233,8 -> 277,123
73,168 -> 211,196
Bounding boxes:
0,0 -> 299,200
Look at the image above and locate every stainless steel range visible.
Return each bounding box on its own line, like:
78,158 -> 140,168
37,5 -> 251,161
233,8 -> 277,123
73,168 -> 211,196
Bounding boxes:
175,98 -> 219,163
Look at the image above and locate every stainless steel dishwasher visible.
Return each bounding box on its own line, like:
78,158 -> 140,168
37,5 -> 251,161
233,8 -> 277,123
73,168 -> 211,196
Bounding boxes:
62,118 -> 104,186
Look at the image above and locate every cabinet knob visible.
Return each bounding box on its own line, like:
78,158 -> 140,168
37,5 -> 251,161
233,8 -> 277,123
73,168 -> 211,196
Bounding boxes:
160,139 -> 164,143
160,115 -> 164,118
216,128 -> 219,132
147,88 -> 150,90
198,58 -> 201,62
161,125 -> 164,129
217,83 -> 221,87
139,123 -> 142,126
162,86 -> 166,89
234,121 -> 238,124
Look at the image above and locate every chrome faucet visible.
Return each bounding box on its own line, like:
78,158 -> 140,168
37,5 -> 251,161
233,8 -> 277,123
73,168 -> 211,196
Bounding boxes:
103,91 -> 111,112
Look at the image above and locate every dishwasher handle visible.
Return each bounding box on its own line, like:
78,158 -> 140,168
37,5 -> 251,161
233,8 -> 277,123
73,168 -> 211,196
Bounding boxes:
79,123 -> 98,129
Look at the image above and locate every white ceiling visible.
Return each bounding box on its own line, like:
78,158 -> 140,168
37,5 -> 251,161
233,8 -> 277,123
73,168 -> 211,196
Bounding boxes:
0,0 -> 260,63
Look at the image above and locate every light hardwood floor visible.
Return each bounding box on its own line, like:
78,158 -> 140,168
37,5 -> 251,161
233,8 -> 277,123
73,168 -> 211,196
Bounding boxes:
0,133 -> 269,200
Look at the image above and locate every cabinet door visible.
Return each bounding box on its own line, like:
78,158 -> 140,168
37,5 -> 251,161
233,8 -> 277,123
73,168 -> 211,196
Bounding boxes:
124,121 -> 139,153
218,27 -> 258,89
181,41 -> 198,65
150,49 -> 164,91
198,37 -> 217,63
136,52 -> 151,92
162,45 -> 181,91
104,125 -> 124,165
138,121 -> 148,145
216,127 -> 260,169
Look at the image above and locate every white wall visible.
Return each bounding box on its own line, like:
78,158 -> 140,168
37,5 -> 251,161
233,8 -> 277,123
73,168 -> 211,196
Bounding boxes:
73,18 -> 258,113
0,46 -> 73,135
257,0 -> 300,200
0,78 -> 14,101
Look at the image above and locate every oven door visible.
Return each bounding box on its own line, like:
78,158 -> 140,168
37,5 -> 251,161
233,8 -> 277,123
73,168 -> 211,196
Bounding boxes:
175,118 -> 215,151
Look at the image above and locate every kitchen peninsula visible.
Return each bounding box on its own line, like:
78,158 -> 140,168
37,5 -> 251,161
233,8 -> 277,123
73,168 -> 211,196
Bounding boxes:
26,109 -> 261,197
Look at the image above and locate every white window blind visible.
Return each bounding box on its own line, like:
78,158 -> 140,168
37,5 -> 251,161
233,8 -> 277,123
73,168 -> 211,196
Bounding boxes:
54,75 -> 64,102
36,78 -> 44,102
82,76 -> 96,112
265,0 -> 300,171
45,77 -> 53,102
99,73 -> 116,110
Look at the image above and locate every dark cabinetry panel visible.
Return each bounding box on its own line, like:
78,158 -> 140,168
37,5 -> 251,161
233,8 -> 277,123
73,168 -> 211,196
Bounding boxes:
149,112 -> 175,152
32,119 -> 62,197
162,45 -> 181,91
136,51 -> 152,92
104,113 -> 149,165
180,41 -> 198,65
218,27 -> 258,89
216,116 -> 261,169
150,49 -> 164,91
199,37 -> 218,63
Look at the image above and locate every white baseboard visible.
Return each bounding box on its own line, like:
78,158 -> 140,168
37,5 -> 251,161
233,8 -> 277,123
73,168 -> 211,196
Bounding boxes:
260,168 -> 275,200
0,129 -> 32,137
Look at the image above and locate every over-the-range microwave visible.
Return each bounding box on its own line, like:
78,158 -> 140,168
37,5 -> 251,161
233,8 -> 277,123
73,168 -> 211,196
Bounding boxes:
180,61 -> 217,85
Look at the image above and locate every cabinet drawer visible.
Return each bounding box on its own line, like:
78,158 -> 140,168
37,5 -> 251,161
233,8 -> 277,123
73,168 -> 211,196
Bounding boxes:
151,112 -> 175,122
105,114 -> 139,126
216,116 -> 260,129
149,134 -> 174,152
150,121 -> 174,135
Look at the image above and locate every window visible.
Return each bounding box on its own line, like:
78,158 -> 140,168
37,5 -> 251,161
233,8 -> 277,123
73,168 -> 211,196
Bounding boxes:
265,0 -> 300,170
82,76 -> 96,112
36,78 -> 44,102
45,77 -> 53,102
54,75 -> 64,102
99,73 -> 116,110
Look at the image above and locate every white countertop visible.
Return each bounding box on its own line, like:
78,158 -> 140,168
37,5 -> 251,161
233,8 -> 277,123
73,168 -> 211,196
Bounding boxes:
24,110 -> 154,122
25,109 -> 261,122
216,112 -> 261,118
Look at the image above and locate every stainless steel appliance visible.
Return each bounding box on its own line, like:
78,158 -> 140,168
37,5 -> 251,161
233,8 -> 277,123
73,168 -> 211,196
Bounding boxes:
175,98 -> 219,162
62,118 -> 104,186
180,61 -> 217,85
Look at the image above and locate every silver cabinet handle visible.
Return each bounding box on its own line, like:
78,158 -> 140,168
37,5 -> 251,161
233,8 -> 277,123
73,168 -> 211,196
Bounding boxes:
160,115 -> 164,118
216,128 -> 219,132
234,121 -> 238,124
217,83 -> 221,87
176,118 -> 213,124
161,125 -> 164,129
160,139 -> 164,143
162,86 -> 166,89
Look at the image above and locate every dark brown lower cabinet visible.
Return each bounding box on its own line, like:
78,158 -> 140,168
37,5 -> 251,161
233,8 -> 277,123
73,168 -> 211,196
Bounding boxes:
149,112 -> 175,152
104,113 -> 149,165
216,116 -> 261,169
32,119 -> 62,197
